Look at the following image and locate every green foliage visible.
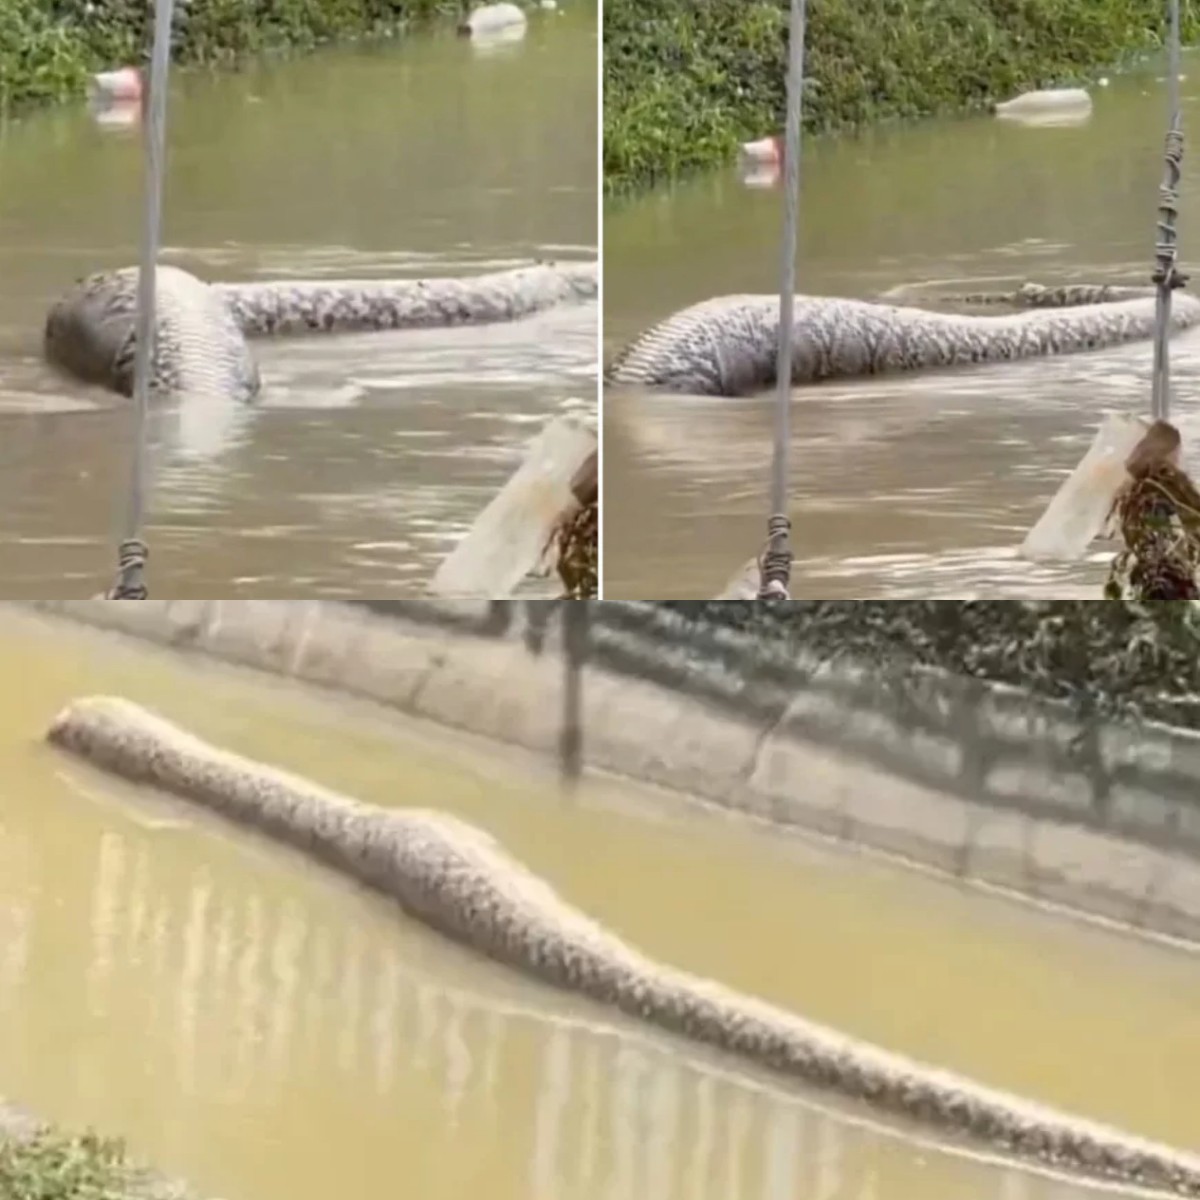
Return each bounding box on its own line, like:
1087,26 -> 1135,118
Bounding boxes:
1106,467 -> 1200,600
663,601 -> 1200,728
557,500 -> 598,598
0,0 -> 454,115
0,1128 -> 138,1200
604,0 -> 1200,195
0,1 -> 91,110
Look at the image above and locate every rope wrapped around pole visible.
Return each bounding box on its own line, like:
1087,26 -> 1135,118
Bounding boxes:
1150,0 -> 1186,423
758,0 -> 808,601
108,0 -> 176,599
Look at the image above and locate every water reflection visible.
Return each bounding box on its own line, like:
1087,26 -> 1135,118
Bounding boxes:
469,24 -> 530,56
0,760 -> 1152,1200
88,99 -> 142,134
739,163 -> 782,189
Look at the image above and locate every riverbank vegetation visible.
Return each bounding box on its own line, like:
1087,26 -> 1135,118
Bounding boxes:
557,499 -> 598,598
0,0 -> 451,114
667,601 -> 1200,729
604,0 -> 1200,195
0,1126 -> 147,1200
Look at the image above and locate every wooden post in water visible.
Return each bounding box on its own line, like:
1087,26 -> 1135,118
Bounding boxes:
430,415 -> 597,598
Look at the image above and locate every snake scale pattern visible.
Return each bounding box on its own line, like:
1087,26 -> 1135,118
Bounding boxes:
43,260 -> 599,402
607,283 -> 1200,396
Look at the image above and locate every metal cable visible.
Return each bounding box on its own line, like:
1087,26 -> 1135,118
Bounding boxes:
108,0 -> 176,599
1150,0 -> 1186,423
758,0 -> 808,602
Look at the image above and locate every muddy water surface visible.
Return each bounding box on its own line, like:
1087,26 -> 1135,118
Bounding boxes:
603,59 -> 1200,597
0,5 -> 596,596
0,606 -> 1197,1200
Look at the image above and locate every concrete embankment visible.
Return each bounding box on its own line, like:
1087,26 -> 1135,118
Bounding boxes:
21,599 -> 1200,946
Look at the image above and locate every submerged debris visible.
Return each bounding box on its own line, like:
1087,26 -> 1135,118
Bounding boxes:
993,86 -> 1092,117
555,499 -> 597,598
1105,420 -> 1200,601
457,2 -> 527,36
554,450 -> 597,599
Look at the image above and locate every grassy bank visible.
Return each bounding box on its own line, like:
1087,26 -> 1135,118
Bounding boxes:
0,1125 -> 165,1200
604,0 -> 1199,195
667,601 -> 1200,729
0,0 -> 453,115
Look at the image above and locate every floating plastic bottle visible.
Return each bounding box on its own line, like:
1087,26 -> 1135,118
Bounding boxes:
88,66 -> 144,105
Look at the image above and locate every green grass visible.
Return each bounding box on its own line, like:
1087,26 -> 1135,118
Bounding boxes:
604,0 -> 1200,196
0,1128 -> 146,1200
664,600 -> 1200,727
0,0 -> 458,116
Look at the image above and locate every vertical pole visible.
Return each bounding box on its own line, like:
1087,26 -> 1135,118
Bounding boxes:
112,0 -> 176,598
759,0 -> 808,600
1151,0 -> 1184,423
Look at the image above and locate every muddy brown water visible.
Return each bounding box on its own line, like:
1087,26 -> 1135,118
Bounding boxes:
603,59 -> 1200,598
0,6 -> 596,597
2,606 -> 1199,1199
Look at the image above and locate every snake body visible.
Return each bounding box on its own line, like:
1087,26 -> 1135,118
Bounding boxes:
607,284 -> 1200,396
47,695 -> 1200,1198
43,260 -> 598,402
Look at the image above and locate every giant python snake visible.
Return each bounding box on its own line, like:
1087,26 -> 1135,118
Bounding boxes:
607,283 -> 1200,396
43,260 -> 599,402
47,694 -> 1200,1199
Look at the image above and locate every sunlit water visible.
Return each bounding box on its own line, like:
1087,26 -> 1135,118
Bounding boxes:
603,59 -> 1200,597
0,5 -> 597,596
1,606 -> 1199,1199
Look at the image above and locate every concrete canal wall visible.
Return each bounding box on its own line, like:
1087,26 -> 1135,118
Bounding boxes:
22,598 -> 1200,945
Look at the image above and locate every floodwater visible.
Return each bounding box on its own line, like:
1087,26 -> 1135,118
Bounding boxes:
0,5 -> 597,597
2,605 -> 1200,1200
603,58 -> 1200,598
